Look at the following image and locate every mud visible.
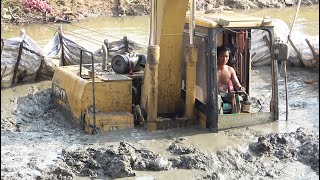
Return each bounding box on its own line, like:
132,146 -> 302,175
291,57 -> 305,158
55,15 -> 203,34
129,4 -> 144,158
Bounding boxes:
1,65 -> 319,180
196,128 -> 319,180
37,140 -> 211,179
250,127 -> 319,173
13,127 -> 319,180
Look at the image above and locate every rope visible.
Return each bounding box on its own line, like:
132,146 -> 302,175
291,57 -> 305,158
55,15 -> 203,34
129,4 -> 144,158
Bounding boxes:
281,0 -> 302,121
287,0 -> 302,41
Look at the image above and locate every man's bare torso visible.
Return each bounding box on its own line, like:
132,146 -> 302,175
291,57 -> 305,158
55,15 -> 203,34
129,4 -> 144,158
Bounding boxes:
218,65 -> 233,93
217,46 -> 244,94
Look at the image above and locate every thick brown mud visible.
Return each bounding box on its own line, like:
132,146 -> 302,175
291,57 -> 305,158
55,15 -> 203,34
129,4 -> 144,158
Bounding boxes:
1,65 -> 319,179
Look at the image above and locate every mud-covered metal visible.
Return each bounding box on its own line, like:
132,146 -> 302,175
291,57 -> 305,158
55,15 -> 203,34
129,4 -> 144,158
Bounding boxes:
52,65 -> 133,133
185,44 -> 198,121
111,53 -> 145,74
146,45 -> 160,131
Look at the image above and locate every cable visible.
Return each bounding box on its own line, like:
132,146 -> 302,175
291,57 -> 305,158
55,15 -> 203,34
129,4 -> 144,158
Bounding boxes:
67,23 -> 120,40
42,24 -> 102,46
24,15 -> 103,46
67,21 -> 147,48
282,0 -> 302,121
43,23 -> 103,44
24,15 -> 147,48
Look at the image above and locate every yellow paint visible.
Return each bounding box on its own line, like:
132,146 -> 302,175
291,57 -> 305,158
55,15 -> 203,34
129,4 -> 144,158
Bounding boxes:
147,122 -> 157,132
157,0 -> 189,114
195,109 -> 273,130
185,13 -> 275,28
52,1 -> 278,132
146,46 -> 160,131
185,45 -> 198,121
52,65 -> 133,132
144,1 -> 274,115
84,111 -> 133,133
142,0 -> 189,114
196,109 -> 207,129
216,31 -> 223,47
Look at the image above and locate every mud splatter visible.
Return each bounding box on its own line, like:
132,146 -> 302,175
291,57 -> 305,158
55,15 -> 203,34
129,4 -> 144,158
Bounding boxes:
38,140 -> 212,179
250,127 -> 319,173
39,127 -> 319,179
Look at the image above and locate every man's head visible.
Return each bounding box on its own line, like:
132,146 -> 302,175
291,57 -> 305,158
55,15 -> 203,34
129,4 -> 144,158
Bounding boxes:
217,45 -> 230,66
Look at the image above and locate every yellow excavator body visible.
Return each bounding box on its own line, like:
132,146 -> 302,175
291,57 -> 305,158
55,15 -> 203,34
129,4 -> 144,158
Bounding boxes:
52,65 -> 133,133
188,12 -> 274,28
52,0 -> 282,133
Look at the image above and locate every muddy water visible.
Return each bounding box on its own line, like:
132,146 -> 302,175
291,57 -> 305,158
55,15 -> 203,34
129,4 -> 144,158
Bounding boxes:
240,5 -> 319,36
1,5 -> 319,180
1,65 -> 319,179
1,5 -> 319,50
1,15 -> 150,52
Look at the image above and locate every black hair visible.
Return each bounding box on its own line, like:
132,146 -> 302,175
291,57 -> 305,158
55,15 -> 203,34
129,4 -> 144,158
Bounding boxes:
217,45 -> 230,57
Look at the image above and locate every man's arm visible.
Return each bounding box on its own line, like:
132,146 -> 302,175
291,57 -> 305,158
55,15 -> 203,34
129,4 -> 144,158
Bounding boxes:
230,67 -> 245,91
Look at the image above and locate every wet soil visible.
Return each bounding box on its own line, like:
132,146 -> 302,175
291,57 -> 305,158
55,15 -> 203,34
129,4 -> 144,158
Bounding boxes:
1,65 -> 319,179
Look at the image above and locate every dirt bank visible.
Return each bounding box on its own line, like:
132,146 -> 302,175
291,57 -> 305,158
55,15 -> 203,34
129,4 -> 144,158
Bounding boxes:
1,0 -> 319,25
1,65 -> 319,179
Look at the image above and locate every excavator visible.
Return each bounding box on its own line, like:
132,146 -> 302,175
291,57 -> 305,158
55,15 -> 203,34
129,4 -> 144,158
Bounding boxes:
51,0 -> 289,134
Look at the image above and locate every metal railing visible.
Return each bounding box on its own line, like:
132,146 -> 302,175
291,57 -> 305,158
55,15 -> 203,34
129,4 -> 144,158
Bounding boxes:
80,49 -> 98,134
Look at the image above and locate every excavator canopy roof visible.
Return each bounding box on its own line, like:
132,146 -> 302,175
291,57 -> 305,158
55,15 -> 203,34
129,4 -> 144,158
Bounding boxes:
186,12 -> 275,28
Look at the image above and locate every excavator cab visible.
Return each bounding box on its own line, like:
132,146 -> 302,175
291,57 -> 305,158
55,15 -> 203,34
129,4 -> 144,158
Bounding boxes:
181,13 -> 284,131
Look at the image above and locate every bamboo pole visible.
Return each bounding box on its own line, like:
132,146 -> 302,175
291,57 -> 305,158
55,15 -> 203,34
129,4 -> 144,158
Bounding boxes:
1,66 -> 7,82
1,38 -> 4,55
288,36 -> 303,65
305,38 -> 319,62
263,35 -> 271,52
12,41 -> 24,84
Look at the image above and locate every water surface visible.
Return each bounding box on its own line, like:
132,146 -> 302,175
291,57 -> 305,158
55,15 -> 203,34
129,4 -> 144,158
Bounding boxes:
1,5 -> 318,51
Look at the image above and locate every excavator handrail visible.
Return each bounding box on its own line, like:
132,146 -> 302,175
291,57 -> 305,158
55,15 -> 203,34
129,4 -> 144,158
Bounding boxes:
79,49 -> 98,134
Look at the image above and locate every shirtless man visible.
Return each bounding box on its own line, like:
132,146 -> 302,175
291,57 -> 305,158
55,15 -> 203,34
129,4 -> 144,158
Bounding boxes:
217,45 -> 245,93
217,45 -> 245,112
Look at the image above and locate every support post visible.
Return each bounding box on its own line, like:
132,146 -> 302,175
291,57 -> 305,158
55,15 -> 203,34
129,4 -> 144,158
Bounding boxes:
12,41 -> 24,84
58,25 -> 65,66
102,40 -> 108,70
1,38 -> 4,55
288,35 -> 303,66
123,36 -> 129,53
207,30 -> 218,132
305,38 -> 319,62
185,44 -> 198,121
146,45 -> 160,131
185,0 -> 198,122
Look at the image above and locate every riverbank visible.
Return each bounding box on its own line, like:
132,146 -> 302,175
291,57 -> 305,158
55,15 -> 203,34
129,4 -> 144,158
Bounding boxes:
1,0 -> 319,25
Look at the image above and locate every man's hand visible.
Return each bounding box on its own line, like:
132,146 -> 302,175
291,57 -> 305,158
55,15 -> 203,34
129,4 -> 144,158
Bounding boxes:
239,86 -> 246,92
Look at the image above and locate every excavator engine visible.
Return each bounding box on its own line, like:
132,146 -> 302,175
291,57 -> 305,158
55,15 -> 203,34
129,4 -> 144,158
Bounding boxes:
111,53 -> 146,74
